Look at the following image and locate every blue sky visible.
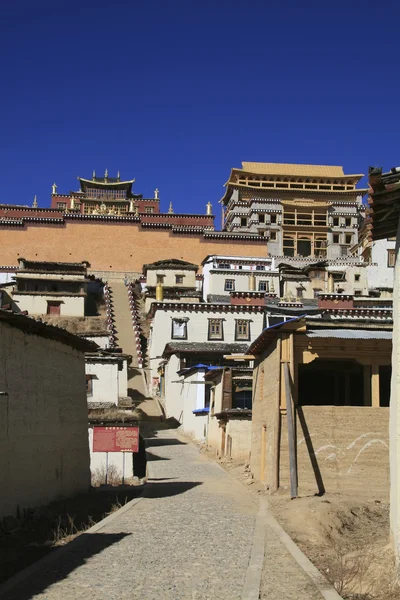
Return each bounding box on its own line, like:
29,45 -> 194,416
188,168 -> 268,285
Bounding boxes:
1,0 -> 399,226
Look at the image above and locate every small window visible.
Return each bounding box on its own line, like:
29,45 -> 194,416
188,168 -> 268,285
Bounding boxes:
270,231 -> 277,241
258,280 -> 269,292
355,274 -> 360,282
345,217 -> 351,227
235,320 -> 250,341
47,301 -> 61,315
57,202 -> 67,210
333,217 -> 339,227
258,214 -> 265,223
225,279 -> 235,291
175,275 -> 184,284
388,249 -> 396,268
172,319 -> 188,339
86,375 -> 93,396
256,265 -> 265,271
270,214 -> 277,224
354,290 -> 362,296
313,289 -> 322,299
156,275 -> 165,284
345,234 -> 352,245
296,287 -> 303,298
313,271 -> 321,279
332,234 -> 340,244
240,217 -> 247,227
208,319 -> 223,340
218,263 -> 231,269
145,207 -> 154,214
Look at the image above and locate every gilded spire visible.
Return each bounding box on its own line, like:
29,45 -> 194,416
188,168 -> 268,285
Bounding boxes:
52,183 -> 57,195
117,170 -> 120,181
154,188 -> 159,200
104,168 -> 108,181
92,170 -> 96,180
168,202 -> 174,214
206,201 -> 213,215
129,199 -> 135,213
32,195 -> 38,208
70,196 -> 75,210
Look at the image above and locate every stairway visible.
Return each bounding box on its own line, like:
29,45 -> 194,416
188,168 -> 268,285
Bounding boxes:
108,280 -> 160,419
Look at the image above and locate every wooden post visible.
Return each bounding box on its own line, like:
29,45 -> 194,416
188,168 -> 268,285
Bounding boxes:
363,365 -> 371,406
371,364 -> 380,407
260,425 -> 266,482
284,362 -> 298,499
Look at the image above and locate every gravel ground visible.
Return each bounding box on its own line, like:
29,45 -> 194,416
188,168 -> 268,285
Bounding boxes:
3,430 -> 325,600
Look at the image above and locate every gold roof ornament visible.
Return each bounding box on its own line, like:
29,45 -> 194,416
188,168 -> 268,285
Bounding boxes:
135,206 -> 139,216
52,183 -> 57,195
117,170 -> 120,181
100,202 -> 107,213
92,170 -> 96,180
270,280 -> 275,293
129,199 -> 135,213
206,201 -> 213,215
104,168 -> 108,181
168,202 -> 174,214
32,195 -> 38,208
70,196 -> 75,210
154,188 -> 159,199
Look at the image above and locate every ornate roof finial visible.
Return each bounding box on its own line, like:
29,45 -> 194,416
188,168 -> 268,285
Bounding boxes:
92,170 -> 96,180
154,188 -> 159,199
70,196 -> 75,210
32,195 -> 38,208
129,199 -> 135,213
104,168 -> 108,181
135,206 -> 139,216
52,183 -> 57,195
168,202 -> 174,214
206,201 -> 213,215
117,170 -> 120,181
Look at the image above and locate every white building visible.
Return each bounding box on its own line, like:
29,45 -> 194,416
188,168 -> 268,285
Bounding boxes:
366,239 -> 395,297
201,255 -> 279,301
85,352 -> 130,408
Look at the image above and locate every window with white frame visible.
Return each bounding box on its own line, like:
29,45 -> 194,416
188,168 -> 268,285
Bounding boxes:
171,318 -> 188,339
208,319 -> 223,340
258,280 -> 269,292
224,279 -> 235,291
235,319 -> 250,341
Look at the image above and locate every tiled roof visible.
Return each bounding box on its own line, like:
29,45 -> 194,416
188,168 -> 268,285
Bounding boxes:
162,342 -> 249,357
306,329 -> 392,340
241,162 -> 346,177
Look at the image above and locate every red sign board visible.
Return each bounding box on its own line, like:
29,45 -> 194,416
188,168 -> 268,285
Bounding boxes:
93,426 -> 139,453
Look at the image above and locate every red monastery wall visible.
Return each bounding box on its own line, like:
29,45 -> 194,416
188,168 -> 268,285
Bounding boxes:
0,221 -> 267,271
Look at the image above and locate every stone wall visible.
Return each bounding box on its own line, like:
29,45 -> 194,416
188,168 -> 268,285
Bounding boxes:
280,406 -> 389,499
0,321 -> 90,518
226,418 -> 252,462
0,221 -> 267,272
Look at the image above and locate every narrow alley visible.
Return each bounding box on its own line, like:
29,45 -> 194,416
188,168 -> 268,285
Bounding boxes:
1,430 -> 329,600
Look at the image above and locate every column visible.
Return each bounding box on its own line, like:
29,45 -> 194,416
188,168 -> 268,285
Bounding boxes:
371,364 -> 380,407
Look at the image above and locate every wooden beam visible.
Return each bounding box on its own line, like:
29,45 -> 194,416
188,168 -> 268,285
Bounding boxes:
284,362 -> 298,499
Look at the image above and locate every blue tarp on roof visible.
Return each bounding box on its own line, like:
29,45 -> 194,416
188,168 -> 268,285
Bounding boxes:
177,364 -> 220,377
192,407 -> 210,414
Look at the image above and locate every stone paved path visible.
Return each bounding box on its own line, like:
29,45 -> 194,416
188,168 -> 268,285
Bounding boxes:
4,430 -> 325,600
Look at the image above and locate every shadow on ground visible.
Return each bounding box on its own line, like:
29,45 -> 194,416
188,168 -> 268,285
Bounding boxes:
145,437 -> 186,448
144,481 -> 202,499
2,533 -> 130,600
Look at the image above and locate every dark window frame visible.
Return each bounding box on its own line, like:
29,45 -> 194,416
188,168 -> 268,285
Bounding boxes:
171,318 -> 188,340
224,279 -> 235,291
208,318 -> 224,341
235,319 -> 251,341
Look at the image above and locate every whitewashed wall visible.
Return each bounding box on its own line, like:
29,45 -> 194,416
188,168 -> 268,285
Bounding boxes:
86,360 -> 119,405
12,293 -> 84,316
368,239 -> 395,292
146,268 -> 197,288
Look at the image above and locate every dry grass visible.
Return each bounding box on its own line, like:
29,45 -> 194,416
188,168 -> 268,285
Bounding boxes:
88,406 -> 141,423
91,464 -> 123,487
40,315 -> 108,335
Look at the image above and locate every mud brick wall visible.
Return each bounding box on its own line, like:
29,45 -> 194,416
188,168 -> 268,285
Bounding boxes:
280,406 -> 389,499
0,221 -> 267,272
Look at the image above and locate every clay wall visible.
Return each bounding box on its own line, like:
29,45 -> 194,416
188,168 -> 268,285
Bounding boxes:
0,221 -> 267,272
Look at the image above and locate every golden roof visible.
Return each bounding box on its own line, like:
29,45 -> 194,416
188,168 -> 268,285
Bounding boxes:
241,162 -> 346,178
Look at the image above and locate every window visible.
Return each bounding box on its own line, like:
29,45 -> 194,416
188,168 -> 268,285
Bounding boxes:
175,275 -> 184,284
156,275 -> 165,284
145,207 -> 154,214
388,249 -> 396,267
313,271 -> 321,279
345,217 -> 351,227
258,214 -> 265,223
258,280 -> 269,292
355,274 -> 360,282
297,287 -> 303,298
313,289 -> 322,299
218,263 -> 231,269
86,375 -> 93,396
235,320 -> 250,341
57,202 -> 67,210
256,265 -> 265,271
240,217 -> 248,227
270,214 -> 277,224
333,217 -> 339,227
208,319 -> 223,340
224,279 -> 235,291
47,301 -> 61,315
333,234 -> 340,244
354,290 -> 362,296
172,319 -> 188,339
269,231 -> 277,241
345,234 -> 352,245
